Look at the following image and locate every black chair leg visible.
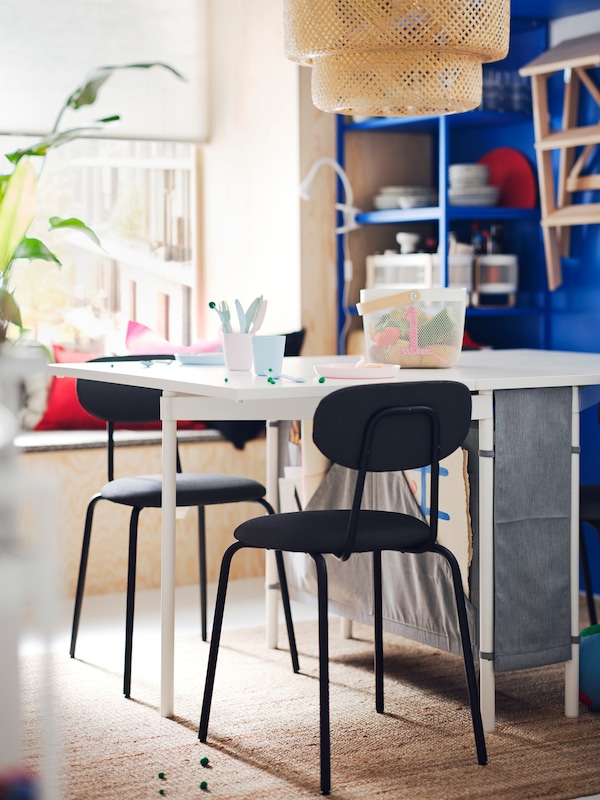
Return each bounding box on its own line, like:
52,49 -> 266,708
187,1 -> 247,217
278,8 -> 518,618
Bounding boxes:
123,507 -> 141,698
433,543 -> 487,767
198,506 -> 208,641
311,553 -> 331,796
373,550 -> 384,714
70,494 -> 102,658
580,523 -> 598,626
199,540 -> 245,742
275,550 -> 300,673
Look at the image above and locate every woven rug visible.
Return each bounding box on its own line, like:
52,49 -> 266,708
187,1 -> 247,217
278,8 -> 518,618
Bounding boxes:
20,617 -> 600,800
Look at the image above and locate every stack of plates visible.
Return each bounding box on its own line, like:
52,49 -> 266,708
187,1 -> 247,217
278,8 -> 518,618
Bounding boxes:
374,185 -> 438,210
448,163 -> 499,207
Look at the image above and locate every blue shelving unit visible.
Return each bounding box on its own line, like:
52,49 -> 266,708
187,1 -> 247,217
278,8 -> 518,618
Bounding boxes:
336,99 -> 550,351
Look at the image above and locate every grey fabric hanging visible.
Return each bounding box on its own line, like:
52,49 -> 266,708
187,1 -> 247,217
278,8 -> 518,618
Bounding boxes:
284,387 -> 573,671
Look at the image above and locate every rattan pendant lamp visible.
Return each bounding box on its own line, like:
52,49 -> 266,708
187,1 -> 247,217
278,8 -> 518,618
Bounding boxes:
284,0 -> 511,116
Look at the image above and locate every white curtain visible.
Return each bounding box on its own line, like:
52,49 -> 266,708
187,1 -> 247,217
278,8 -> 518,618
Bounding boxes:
0,0 -> 209,142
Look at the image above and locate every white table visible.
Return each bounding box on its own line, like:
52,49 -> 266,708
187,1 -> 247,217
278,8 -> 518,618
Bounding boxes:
50,349 -> 600,730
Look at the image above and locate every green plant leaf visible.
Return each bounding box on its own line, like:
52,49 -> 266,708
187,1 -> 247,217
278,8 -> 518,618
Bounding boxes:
48,216 -> 102,249
5,120 -> 119,163
65,62 -> 186,111
13,237 -> 61,265
0,158 -> 37,274
0,288 -> 23,328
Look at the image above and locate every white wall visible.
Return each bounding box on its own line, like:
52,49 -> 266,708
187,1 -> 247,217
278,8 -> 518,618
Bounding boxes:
200,0 -> 302,338
550,8 -> 600,44
0,0 -> 209,142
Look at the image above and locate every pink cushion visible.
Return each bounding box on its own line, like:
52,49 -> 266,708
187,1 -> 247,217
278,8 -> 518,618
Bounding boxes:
125,320 -> 221,355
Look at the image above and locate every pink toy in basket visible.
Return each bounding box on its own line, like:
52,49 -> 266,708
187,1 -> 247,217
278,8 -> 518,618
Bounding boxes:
357,288 -> 467,368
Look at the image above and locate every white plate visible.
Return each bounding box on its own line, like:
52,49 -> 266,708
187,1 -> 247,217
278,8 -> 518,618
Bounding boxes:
379,185 -> 431,195
449,185 -> 498,196
314,363 -> 400,379
449,196 -> 499,207
175,352 -> 225,366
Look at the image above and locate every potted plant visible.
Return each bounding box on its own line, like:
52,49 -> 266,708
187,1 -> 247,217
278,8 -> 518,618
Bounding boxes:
0,62 -> 184,344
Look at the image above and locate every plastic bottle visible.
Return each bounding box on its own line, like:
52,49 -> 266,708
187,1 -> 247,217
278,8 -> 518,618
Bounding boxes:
471,223 -> 484,255
488,224 -> 504,254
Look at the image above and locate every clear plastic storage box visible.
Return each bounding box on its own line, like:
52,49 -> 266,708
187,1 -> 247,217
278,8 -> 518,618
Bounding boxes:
356,287 -> 467,368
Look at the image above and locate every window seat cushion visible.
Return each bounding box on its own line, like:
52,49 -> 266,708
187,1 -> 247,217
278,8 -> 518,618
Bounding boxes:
14,427 -> 225,454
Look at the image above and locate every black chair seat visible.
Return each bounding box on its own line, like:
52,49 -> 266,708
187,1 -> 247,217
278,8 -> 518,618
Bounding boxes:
580,485 -> 600,522
103,473 -> 267,508
236,509 -> 430,554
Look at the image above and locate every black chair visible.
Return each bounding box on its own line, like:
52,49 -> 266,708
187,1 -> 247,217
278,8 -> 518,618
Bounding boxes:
580,404 -> 600,626
199,380 -> 487,795
69,354 -> 298,697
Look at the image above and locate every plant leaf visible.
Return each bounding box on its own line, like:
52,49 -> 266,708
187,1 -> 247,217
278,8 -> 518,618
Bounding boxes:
5,121 -> 118,163
0,288 -> 23,328
65,62 -> 186,111
0,158 -> 37,274
13,237 -> 62,265
48,216 -> 102,249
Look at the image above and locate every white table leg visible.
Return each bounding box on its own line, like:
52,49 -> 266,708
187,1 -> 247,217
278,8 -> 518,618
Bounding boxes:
565,387 -> 580,718
266,421 -> 280,649
478,392 -> 496,732
160,393 -> 177,718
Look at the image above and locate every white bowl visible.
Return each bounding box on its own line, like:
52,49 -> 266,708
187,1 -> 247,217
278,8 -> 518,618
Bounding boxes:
397,193 -> 438,209
374,194 -> 402,210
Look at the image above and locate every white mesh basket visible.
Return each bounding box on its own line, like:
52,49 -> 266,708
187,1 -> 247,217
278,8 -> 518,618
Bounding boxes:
357,288 -> 467,368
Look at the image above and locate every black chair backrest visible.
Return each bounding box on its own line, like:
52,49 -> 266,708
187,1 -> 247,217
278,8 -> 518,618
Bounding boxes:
76,354 -> 174,424
313,381 -> 472,559
313,381 -> 471,472
283,329 -> 306,357
76,354 -> 177,482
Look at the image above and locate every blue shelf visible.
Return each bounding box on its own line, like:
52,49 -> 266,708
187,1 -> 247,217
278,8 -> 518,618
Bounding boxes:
466,305 -> 543,317
357,206 -> 540,225
346,304 -> 545,318
356,207 -> 441,224
344,111 -> 532,134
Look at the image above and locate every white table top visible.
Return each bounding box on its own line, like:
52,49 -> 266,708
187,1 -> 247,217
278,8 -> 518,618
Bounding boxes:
49,349 -> 600,400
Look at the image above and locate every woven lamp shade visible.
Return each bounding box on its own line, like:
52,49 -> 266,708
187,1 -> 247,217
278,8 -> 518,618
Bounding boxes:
284,0 -> 510,116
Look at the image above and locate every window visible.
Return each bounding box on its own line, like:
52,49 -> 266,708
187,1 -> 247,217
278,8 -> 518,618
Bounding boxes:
7,137 -> 201,350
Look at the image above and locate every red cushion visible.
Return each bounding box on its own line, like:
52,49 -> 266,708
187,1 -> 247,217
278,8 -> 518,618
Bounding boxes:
35,345 -> 205,432
35,346 -> 105,431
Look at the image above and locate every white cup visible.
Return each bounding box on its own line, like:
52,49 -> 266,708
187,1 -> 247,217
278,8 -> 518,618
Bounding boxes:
252,334 -> 286,377
222,332 -> 253,370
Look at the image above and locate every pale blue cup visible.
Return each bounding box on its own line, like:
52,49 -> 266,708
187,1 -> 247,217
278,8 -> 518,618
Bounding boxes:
252,335 -> 286,377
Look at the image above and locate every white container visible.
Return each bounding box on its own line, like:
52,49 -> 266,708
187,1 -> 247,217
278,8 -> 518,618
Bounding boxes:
357,287 -> 467,368
222,332 -> 253,370
448,254 -> 474,292
475,254 -> 518,294
365,252 -> 433,290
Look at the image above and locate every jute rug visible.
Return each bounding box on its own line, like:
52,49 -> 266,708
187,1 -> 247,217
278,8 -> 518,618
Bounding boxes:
20,617 -> 600,800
